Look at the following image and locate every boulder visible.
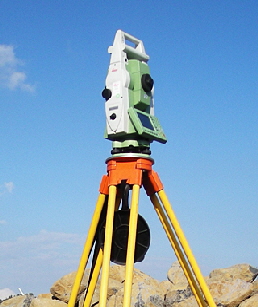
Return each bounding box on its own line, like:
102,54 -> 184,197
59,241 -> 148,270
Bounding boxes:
109,265 -> 126,283
106,280 -> 165,307
106,278 -> 124,298
238,294 -> 258,307
251,280 -> 258,295
51,265 -> 158,306
78,265 -> 163,307
209,263 -> 258,282
159,280 -> 173,293
165,262 -> 258,307
30,298 -> 67,307
37,294 -> 54,299
207,278 -> 254,307
168,296 -> 199,307
78,277 -> 122,307
109,265 -> 160,288
0,294 -> 34,307
50,269 -> 90,303
167,261 -> 188,288
48,262 -> 258,307
164,286 -> 192,306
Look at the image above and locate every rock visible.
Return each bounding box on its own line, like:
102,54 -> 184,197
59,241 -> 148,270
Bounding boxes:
78,277 -> 122,307
107,278 -> 124,298
81,265 -> 165,307
109,265 -> 126,283
209,263 -> 258,282
164,286 -> 192,306
107,281 -> 165,307
159,280 -> 173,293
251,280 -> 258,295
164,262 -> 258,307
207,278 -> 254,307
50,269 -> 90,303
169,296 -> 199,307
0,296 -> 25,307
0,294 -> 34,307
78,265 -> 162,307
109,265 -> 160,287
37,294 -> 54,299
78,278 -> 100,307
30,298 -> 67,307
238,293 -> 258,307
49,262 -> 258,307
167,261 -> 188,289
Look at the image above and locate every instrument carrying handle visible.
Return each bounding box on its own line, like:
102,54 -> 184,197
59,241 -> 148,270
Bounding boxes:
123,31 -> 150,62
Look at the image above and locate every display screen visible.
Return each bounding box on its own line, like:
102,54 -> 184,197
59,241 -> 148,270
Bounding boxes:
137,112 -> 154,131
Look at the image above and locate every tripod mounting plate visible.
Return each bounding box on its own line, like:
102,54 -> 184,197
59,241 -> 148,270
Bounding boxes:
106,153 -> 154,164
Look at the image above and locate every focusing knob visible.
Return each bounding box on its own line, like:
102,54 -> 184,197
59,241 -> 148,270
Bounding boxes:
141,74 -> 154,92
102,88 -> 112,101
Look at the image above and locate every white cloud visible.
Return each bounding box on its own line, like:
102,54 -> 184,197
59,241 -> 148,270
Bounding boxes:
0,230 -> 85,294
0,229 -> 84,261
0,288 -> 15,300
0,45 -> 35,92
4,182 -> 14,193
0,182 -> 14,196
0,220 -> 7,225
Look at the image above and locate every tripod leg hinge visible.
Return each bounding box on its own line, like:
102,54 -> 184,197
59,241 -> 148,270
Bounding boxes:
143,170 -> 164,196
99,175 -> 109,195
99,159 -> 163,196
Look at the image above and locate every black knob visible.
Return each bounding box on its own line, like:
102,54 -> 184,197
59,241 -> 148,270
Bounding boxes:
141,74 -> 154,92
102,88 -> 112,101
110,113 -> 116,120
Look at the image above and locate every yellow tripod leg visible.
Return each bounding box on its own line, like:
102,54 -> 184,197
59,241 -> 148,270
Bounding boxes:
123,184 -> 140,307
83,249 -> 103,307
83,195 -> 121,307
68,193 -> 106,307
150,194 -> 204,307
99,185 -> 117,307
158,190 -> 216,307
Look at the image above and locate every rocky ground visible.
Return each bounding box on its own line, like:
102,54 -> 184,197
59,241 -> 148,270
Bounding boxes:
1,262 -> 258,307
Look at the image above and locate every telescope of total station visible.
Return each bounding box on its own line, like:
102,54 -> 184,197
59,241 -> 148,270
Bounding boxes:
67,30 -> 216,307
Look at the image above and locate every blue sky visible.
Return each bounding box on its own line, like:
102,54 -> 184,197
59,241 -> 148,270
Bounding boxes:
1,0 -> 258,297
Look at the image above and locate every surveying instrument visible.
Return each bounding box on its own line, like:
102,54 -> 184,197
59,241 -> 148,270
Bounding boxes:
68,30 -> 216,307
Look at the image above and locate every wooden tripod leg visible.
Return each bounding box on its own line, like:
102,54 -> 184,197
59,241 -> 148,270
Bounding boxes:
123,184 -> 140,307
157,189 -> 216,307
99,185 -> 117,307
150,194 -> 204,307
68,193 -> 106,307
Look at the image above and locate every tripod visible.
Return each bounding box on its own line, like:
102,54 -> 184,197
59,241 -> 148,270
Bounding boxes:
67,155 -> 216,307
